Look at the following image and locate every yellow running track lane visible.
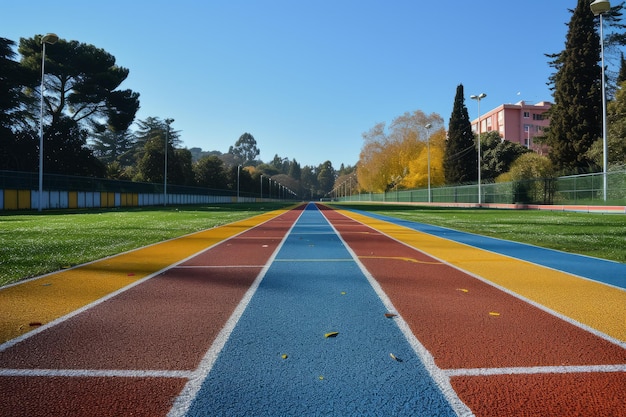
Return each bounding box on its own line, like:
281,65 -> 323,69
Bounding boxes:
0,208 -> 291,344
338,209 -> 626,343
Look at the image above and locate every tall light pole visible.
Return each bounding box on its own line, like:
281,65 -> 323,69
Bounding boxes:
38,33 -> 58,212
591,0 -> 611,201
260,174 -> 264,199
470,93 -> 487,205
163,119 -> 174,206
424,123 -> 432,203
164,118 -> 174,206
237,165 -> 242,202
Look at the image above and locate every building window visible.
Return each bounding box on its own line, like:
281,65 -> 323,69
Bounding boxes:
532,113 -> 544,121
523,111 -> 530,118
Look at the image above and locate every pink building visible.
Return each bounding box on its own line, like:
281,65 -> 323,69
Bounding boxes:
471,101 -> 552,153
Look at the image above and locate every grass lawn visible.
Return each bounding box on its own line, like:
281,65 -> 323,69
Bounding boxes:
2,202 -> 624,287
334,203 -> 626,264
0,203 -> 295,287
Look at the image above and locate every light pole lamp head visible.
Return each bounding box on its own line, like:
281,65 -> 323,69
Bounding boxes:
41,33 -> 59,45
470,93 -> 487,100
425,123 -> 432,129
590,0 -> 611,16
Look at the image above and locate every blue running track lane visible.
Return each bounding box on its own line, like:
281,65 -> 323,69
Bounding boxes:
174,203 -> 466,416
346,209 -> 626,290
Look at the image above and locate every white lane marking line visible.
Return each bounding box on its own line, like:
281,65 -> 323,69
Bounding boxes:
0,211 -> 287,354
336,211 -> 626,351
225,236 -> 284,239
444,364 -> 626,377
167,208 -> 306,417
319,207 -> 474,417
290,231 -> 338,235
174,265 -> 265,269
274,258 -> 354,262
0,368 -> 193,379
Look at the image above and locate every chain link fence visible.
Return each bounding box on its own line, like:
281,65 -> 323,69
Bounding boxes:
339,169 -> 626,206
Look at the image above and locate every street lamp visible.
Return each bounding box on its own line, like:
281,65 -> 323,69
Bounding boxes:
260,174 -> 264,199
237,165 -> 242,202
424,123 -> 432,203
470,93 -> 487,205
38,33 -> 58,212
164,118 -> 174,206
591,0 -> 610,201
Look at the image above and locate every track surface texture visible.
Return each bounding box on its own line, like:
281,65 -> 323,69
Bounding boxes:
1,203 -> 624,416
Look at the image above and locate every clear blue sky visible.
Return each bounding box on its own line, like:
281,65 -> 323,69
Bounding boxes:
4,1 -> 576,168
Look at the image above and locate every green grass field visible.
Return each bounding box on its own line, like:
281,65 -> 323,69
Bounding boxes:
335,203 -> 626,264
0,203 -> 294,287
1,202 -> 624,287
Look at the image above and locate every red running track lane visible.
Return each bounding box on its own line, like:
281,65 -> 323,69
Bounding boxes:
0,207 -> 303,417
319,205 -> 626,417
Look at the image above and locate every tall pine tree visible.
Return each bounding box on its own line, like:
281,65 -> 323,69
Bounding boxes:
544,0 -> 602,173
444,84 -> 477,184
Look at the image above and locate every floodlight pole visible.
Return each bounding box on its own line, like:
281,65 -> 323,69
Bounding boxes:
591,0 -> 611,202
38,33 -> 59,212
164,118 -> 174,206
237,165 -> 242,202
425,123 -> 432,203
470,93 -> 486,205
260,174 -> 264,199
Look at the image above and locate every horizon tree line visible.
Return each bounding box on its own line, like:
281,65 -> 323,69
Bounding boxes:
3,1 -> 626,201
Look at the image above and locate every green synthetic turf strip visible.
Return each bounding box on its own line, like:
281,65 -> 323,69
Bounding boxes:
333,203 -> 626,264
2,202 -> 623,286
0,203 -> 293,286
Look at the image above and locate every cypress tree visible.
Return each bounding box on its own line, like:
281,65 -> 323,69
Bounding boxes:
444,84 -> 477,184
544,0 -> 602,173
617,52 -> 626,85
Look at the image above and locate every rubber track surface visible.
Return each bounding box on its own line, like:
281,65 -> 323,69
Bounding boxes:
0,203 -> 624,416
321,205 -> 626,416
0,207 -> 300,417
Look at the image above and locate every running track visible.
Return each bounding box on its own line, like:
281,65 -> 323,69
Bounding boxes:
1,203 -> 624,416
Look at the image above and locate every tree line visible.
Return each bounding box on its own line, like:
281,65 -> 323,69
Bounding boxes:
3,1 -> 626,202
0,35 -> 353,200
356,1 -> 626,196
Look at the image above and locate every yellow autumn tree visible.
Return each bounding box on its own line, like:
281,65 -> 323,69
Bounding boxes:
402,129 -> 446,188
357,110 -> 444,192
357,139 -> 388,192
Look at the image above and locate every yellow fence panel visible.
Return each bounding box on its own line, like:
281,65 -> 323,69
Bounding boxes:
4,190 -> 17,210
17,190 -> 30,209
68,192 -> 78,209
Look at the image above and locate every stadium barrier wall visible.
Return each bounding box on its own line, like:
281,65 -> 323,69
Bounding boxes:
0,189 -> 262,210
0,170 -> 269,211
